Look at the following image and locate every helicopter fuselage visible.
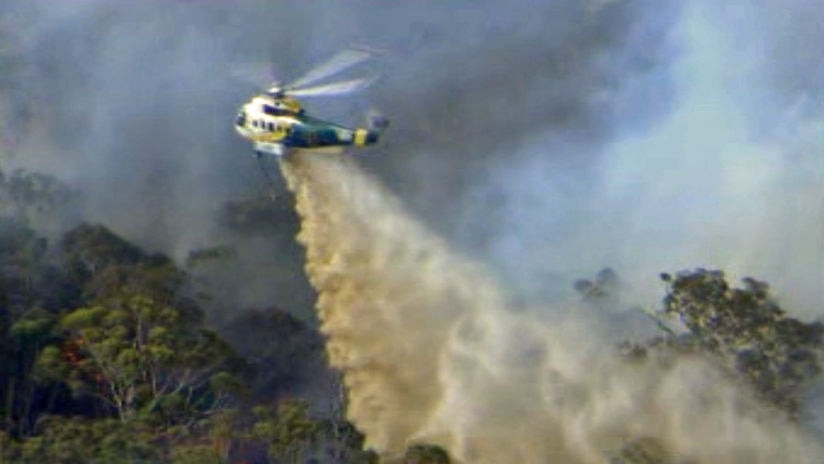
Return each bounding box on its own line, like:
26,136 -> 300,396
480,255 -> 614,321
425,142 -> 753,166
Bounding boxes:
235,94 -> 381,156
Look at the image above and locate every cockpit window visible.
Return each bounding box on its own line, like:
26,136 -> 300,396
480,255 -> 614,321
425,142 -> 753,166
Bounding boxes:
235,111 -> 246,127
262,104 -> 286,116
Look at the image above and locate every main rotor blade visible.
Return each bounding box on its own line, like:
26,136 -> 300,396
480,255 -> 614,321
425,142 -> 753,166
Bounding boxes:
287,49 -> 372,89
230,62 -> 279,89
286,77 -> 376,97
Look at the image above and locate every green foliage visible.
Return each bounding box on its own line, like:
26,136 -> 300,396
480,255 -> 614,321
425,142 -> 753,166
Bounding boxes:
0,218 -> 46,263
13,416 -> 160,464
0,170 -> 77,223
660,269 -> 824,415
43,292 -> 244,425
574,267 -> 619,305
184,245 -> 237,270
0,218 -> 50,310
252,399 -> 323,462
0,220 -> 70,437
9,311 -> 56,341
218,195 -> 299,236
318,417 -> 378,464
222,307 -> 330,401
61,223 -> 145,271
609,437 -> 675,464
401,443 -> 452,464
0,429 -> 17,462
168,443 -> 224,464
0,221 -> 381,462
8,223 -> 247,434
583,269 -> 824,463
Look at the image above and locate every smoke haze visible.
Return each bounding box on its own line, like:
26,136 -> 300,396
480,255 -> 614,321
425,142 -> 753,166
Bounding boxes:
5,0 -> 817,313
1,0 -> 823,459
281,151 -> 822,462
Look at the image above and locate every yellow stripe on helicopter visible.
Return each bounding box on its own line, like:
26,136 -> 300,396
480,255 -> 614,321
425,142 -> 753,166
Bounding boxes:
251,132 -> 286,143
354,129 -> 369,146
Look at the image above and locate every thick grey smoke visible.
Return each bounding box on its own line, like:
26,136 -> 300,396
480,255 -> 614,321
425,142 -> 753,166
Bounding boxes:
0,0 -> 676,314
1,0 -> 316,310
378,0 -> 824,313
5,0 -> 818,314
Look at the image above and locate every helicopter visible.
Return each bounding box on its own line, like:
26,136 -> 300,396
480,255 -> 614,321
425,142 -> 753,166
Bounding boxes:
234,49 -> 389,158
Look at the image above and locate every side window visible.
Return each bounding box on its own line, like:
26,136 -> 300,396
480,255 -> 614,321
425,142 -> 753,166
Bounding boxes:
268,122 -> 274,131
263,104 -> 279,116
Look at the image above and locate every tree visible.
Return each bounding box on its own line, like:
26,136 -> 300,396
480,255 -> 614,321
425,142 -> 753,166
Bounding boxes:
1,309 -> 62,436
609,437 -> 673,464
0,170 -> 77,225
252,399 -> 324,463
0,221 -> 383,461
318,418 -> 378,464
14,415 -> 161,464
0,218 -> 52,311
37,224 -> 247,428
580,268 -> 824,417
217,195 -> 299,237
221,307 -> 331,402
583,269 -> 824,463
39,290 -> 244,426
401,443 -> 452,464
659,269 -> 824,416
320,372 -> 379,464
0,219 -> 75,437
574,267 -> 619,306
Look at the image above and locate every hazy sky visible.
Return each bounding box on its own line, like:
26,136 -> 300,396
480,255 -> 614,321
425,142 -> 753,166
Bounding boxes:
1,0 -> 821,313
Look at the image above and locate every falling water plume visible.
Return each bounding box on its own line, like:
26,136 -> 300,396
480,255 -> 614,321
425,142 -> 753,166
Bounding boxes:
280,152 -> 822,463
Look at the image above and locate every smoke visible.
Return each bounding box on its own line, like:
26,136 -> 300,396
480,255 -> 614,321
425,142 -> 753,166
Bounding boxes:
271,2 -> 823,458
0,0 -> 685,320
0,0 -> 677,241
413,0 -> 824,312
1,0 -> 822,456
0,0 -> 325,312
575,2 -> 824,312
1,0 -> 820,312
281,151 -> 822,462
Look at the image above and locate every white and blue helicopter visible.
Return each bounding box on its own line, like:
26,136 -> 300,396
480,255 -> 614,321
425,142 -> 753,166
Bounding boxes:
234,49 -> 388,158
